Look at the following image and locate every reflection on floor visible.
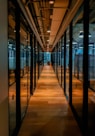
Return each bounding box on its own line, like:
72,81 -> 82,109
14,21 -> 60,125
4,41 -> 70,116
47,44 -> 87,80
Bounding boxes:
18,66 -> 82,136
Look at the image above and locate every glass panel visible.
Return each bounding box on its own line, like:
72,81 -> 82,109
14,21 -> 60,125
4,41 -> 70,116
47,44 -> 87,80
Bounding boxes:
34,44 -> 36,90
54,48 -> 56,72
39,47 -> 42,75
8,1 -> 16,135
66,28 -> 69,98
57,45 -> 60,82
33,46 -> 35,91
44,52 -> 51,65
72,5 -> 83,124
35,42 -> 39,88
61,37 -> 64,88
37,46 -> 43,78
27,45 -> 31,100
58,41 -> 61,85
55,46 -> 57,75
20,14 -> 30,119
56,45 -> 58,77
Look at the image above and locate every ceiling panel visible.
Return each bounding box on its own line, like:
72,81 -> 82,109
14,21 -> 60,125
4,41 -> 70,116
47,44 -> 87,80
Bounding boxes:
49,0 -> 69,46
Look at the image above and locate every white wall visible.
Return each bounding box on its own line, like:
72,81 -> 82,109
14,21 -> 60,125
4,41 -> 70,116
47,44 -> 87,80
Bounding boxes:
0,0 -> 9,135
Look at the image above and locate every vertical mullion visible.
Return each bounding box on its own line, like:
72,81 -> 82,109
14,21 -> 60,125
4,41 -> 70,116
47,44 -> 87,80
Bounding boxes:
33,34 -> 34,91
55,47 -> 56,73
57,44 -> 59,80
56,46 -> 57,75
35,38 -> 36,88
26,33 -> 28,103
15,1 -> 21,129
69,22 -> 72,105
56,45 -> 57,77
57,44 -> 58,78
64,32 -> 66,94
83,0 -> 89,134
32,34 -> 34,92
61,39 -> 62,86
38,43 -> 40,79
54,49 -> 55,70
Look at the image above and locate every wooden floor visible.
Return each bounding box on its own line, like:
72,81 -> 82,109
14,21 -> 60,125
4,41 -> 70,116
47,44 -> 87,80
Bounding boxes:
18,66 -> 82,136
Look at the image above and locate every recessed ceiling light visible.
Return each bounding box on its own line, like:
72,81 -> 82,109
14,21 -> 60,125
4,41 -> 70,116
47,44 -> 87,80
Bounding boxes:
14,30 -> 16,33
26,39 -> 29,42
47,30 -> 51,33
49,1 -> 54,4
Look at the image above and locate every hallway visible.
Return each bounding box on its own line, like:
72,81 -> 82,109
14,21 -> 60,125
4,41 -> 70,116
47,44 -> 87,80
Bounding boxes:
18,66 -> 82,136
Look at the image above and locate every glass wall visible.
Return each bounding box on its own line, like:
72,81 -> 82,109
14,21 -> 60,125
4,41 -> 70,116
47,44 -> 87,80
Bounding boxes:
51,1 -> 95,135
33,39 -> 36,90
52,37 -> 64,92
8,1 -> 31,135
8,1 -> 44,135
35,40 -> 39,88
36,42 -> 38,83
8,1 -> 16,135
55,45 -> 58,76
27,45 -> 31,100
20,14 -> 31,119
57,42 -> 60,84
57,44 -> 59,78
59,40 -> 62,85
72,5 -> 83,126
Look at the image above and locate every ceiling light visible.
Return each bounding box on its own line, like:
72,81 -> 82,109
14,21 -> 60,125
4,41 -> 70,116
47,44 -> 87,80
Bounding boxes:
79,31 -> 91,38
49,1 -> 54,4
14,30 -> 16,33
47,30 -> 51,33
79,31 -> 83,38
79,47 -> 83,48
26,39 -> 29,42
89,33 -> 91,38
72,41 -> 77,44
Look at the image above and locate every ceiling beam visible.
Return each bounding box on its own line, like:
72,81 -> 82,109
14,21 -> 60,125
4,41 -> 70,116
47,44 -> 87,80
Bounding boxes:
17,0 -> 44,50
